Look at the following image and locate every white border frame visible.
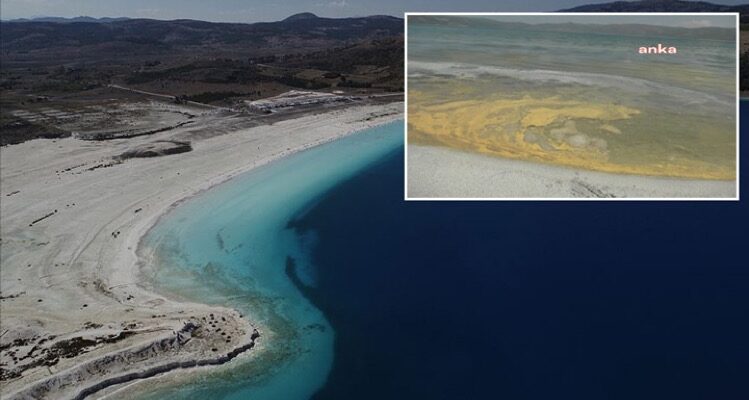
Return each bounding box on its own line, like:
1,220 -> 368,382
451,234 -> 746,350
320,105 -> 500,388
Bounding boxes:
403,12 -> 740,201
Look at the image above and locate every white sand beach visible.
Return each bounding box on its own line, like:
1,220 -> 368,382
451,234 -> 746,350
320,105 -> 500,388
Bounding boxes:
407,145 -> 737,199
0,102 -> 402,399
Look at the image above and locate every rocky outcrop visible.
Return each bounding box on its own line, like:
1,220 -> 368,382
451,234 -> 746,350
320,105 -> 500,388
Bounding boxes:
6,320 -> 259,400
116,140 -> 192,160
72,331 -> 258,400
74,121 -> 194,141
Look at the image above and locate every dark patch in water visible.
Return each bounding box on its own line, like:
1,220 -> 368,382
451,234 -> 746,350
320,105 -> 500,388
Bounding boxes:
285,117 -> 749,400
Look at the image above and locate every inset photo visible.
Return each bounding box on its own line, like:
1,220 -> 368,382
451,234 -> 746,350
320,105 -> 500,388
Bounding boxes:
405,13 -> 738,200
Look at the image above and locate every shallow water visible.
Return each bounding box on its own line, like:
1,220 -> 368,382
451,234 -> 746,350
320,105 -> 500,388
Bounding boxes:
131,103 -> 749,400
137,121 -> 403,400
407,17 -> 736,180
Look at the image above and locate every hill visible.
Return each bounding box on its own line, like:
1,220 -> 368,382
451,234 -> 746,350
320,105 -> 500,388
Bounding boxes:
0,13 -> 404,144
1,14 -> 402,58
0,13 -> 404,92
561,0 -> 749,23
5,16 -> 130,23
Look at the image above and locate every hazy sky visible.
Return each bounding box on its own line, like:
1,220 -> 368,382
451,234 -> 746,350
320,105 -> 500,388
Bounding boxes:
1,0 -> 747,22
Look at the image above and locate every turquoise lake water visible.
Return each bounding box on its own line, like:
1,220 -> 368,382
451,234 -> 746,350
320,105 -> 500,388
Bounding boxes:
137,121 -> 403,400
131,109 -> 749,399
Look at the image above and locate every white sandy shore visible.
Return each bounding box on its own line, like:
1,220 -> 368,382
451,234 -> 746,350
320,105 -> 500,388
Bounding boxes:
407,145 -> 737,199
0,102 -> 402,399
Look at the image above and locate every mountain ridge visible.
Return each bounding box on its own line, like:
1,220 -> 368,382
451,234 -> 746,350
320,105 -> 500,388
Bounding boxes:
0,14 -> 404,56
560,0 -> 749,22
5,16 -> 130,23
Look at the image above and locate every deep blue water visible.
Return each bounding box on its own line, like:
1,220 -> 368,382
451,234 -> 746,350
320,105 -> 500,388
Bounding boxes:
285,105 -> 749,399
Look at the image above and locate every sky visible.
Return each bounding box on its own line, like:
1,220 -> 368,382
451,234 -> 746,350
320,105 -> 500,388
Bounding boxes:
1,0 -> 747,23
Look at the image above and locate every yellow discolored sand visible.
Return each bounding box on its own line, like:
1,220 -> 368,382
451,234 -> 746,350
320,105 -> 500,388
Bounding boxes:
408,90 -> 735,180
519,103 -> 639,128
